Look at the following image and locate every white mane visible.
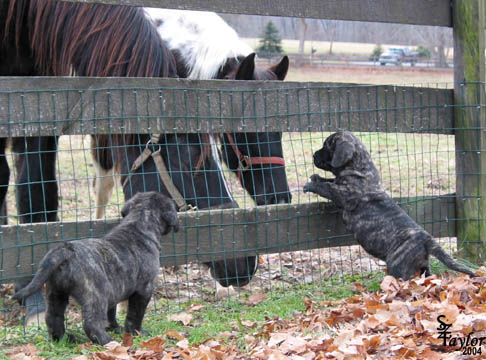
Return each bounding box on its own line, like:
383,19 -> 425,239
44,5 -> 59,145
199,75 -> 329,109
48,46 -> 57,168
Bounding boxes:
145,8 -> 253,79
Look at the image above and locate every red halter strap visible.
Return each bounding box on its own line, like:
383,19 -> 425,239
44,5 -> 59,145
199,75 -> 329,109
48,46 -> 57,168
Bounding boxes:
225,133 -> 286,184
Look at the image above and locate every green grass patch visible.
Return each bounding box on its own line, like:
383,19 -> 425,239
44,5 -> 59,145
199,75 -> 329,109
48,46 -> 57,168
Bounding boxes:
0,271 -> 384,357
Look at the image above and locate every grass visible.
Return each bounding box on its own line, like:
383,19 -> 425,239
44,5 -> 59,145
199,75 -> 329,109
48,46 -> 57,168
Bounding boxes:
2,132 -> 457,222
0,270 -> 384,358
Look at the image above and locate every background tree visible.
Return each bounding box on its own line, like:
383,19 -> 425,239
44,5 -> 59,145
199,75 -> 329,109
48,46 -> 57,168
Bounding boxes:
298,18 -> 308,54
370,43 -> 383,61
257,21 -> 283,57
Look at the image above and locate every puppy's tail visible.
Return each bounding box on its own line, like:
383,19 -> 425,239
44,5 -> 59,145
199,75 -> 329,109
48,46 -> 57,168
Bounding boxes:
426,239 -> 476,277
12,246 -> 73,302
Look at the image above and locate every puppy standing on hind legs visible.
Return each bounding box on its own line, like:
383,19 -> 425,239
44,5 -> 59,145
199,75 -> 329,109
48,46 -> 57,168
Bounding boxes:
304,131 -> 476,281
13,192 -> 179,345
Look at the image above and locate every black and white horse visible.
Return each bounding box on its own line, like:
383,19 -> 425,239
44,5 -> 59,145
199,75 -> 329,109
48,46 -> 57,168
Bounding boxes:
92,9 -> 292,295
94,10 -> 291,218
150,9 -> 291,206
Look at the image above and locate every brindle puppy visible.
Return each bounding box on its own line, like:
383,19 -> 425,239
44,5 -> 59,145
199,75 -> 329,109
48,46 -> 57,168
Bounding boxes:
13,191 -> 179,344
303,131 -> 476,280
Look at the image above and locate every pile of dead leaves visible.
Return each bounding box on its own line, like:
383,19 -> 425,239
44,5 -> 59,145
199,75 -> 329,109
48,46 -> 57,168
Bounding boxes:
8,271 -> 486,359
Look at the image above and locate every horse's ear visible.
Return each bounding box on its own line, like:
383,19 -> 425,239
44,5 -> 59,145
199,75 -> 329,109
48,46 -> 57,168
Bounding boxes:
235,53 -> 256,80
331,139 -> 355,168
269,55 -> 289,81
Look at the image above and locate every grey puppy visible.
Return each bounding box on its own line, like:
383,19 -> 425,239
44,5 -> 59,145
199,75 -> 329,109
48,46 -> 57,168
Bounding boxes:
13,191 -> 179,345
303,131 -> 476,280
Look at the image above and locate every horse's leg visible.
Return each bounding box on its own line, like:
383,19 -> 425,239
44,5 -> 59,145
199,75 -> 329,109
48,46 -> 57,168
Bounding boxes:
12,136 -> 59,325
13,136 -> 59,223
0,138 -> 10,225
93,165 -> 115,219
91,135 -> 116,219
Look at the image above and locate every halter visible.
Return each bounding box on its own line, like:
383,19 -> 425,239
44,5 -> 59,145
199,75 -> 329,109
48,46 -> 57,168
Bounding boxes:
225,133 -> 286,185
122,134 -> 235,212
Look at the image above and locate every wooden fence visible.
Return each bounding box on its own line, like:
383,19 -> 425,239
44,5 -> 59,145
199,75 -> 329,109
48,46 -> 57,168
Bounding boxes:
0,0 -> 484,282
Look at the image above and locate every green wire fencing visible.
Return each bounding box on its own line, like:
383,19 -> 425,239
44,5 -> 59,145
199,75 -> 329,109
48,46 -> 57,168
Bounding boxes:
0,79 -> 482,334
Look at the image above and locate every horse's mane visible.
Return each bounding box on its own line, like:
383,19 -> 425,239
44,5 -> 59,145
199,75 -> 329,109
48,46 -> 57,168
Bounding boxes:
5,1 -> 214,172
146,8 -> 253,80
6,0 -> 176,77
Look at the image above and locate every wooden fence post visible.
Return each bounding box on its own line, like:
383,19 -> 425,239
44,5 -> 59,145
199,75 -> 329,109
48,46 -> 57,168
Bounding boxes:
453,0 -> 486,263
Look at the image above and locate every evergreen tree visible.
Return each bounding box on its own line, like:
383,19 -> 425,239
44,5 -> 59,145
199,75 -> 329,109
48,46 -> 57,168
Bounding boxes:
257,21 -> 283,57
370,44 -> 383,61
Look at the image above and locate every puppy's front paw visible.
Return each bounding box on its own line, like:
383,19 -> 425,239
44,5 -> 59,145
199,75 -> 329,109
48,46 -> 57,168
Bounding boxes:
310,174 -> 325,183
303,182 -> 316,194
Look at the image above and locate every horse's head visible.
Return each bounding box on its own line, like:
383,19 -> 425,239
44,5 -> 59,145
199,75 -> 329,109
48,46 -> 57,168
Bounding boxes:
221,54 -> 292,205
117,133 -> 260,288
118,134 -> 236,210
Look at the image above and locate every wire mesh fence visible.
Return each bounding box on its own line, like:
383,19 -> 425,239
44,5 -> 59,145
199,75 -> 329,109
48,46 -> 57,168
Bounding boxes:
0,81 -> 480,340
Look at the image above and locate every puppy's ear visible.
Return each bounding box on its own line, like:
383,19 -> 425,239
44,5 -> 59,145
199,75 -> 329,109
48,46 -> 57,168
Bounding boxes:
161,210 -> 180,235
331,140 -> 355,168
121,198 -> 133,218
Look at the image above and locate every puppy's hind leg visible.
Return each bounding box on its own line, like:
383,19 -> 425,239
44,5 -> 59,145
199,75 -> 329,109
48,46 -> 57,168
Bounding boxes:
45,289 -> 69,342
82,301 -> 112,345
125,291 -> 152,335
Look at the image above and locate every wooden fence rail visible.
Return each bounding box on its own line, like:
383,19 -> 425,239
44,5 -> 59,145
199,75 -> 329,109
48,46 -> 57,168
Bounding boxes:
62,0 -> 452,26
0,78 -> 453,136
1,195 -> 455,282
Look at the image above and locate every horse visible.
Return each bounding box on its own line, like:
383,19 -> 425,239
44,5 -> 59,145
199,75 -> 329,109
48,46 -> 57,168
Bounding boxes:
91,10 -> 293,295
93,10 -> 291,218
1,0 -> 176,325
92,9 -> 292,294
149,9 -> 292,206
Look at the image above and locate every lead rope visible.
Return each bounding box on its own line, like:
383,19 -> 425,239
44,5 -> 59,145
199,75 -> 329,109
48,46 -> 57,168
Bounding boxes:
122,134 -> 194,212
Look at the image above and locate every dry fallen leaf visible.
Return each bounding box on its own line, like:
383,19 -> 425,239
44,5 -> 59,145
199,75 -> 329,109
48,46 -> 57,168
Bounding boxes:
12,272 -> 485,360
168,312 -> 193,326
140,335 -> 166,353
121,333 -> 133,348
248,293 -> 265,305
7,344 -> 43,360
188,304 -> 205,312
165,329 -> 186,341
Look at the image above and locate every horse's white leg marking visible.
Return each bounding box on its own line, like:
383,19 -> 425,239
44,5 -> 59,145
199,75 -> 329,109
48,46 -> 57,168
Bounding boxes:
93,162 -> 115,219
